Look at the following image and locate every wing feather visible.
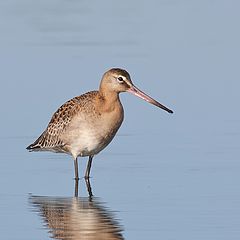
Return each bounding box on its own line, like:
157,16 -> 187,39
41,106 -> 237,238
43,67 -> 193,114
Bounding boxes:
26,91 -> 98,152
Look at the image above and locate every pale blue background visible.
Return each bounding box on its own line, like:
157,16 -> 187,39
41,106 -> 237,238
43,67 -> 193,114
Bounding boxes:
0,0 -> 240,239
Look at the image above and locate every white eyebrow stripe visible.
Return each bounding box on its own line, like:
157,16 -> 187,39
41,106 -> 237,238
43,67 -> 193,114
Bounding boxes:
118,75 -> 127,80
116,75 -> 131,86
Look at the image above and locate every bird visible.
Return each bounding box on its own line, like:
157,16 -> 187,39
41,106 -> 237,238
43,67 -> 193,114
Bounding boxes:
27,68 -> 173,180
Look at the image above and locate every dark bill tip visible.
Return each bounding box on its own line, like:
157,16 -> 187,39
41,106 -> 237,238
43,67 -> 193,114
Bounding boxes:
127,85 -> 173,114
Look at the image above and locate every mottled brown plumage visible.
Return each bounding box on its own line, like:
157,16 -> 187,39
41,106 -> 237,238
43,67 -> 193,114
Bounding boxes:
28,92 -> 100,153
27,68 -> 173,180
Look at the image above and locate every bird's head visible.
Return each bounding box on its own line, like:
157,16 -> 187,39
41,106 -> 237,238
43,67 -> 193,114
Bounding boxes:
100,68 -> 173,114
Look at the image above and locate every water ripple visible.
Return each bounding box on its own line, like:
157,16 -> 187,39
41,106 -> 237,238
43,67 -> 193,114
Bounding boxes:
29,195 -> 124,240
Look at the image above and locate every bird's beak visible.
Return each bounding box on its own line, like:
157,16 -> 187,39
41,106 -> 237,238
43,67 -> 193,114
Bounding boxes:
127,85 -> 173,114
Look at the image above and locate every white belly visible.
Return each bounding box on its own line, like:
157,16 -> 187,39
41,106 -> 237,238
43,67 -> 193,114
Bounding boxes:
61,110 -> 123,158
71,127 -> 107,157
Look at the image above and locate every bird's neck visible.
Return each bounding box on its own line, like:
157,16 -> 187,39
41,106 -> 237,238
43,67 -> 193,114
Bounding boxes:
97,89 -> 121,113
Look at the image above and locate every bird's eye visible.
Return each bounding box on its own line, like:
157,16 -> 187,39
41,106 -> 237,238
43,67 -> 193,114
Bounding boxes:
117,76 -> 124,83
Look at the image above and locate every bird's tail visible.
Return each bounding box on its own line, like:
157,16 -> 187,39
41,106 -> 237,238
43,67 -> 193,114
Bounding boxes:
26,143 -> 41,151
26,132 -> 46,151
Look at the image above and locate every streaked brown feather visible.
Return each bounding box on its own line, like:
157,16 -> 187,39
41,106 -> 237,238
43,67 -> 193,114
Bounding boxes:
27,91 -> 98,151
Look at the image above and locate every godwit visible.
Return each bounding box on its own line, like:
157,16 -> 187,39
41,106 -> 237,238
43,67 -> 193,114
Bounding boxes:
27,68 -> 173,180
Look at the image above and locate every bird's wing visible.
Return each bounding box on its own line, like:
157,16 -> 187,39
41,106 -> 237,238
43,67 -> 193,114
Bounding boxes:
27,91 -> 98,151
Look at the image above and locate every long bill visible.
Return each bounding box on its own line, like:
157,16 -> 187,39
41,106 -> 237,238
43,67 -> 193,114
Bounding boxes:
127,85 -> 173,114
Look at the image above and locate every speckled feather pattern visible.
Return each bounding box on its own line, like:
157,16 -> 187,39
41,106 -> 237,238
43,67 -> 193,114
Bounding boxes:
28,91 -> 99,152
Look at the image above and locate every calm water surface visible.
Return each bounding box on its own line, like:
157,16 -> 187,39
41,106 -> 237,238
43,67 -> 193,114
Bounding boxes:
0,1 -> 240,239
30,193 -> 124,240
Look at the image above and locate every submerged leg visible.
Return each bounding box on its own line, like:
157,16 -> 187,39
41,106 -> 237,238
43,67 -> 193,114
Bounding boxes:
85,155 -> 93,179
74,158 -> 79,180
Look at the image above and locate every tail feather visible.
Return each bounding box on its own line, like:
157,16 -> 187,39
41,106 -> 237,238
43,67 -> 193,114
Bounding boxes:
26,130 -> 65,152
26,143 -> 42,151
26,131 -> 47,151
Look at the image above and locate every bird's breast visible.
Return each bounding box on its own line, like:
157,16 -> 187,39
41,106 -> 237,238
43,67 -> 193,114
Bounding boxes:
61,103 -> 124,158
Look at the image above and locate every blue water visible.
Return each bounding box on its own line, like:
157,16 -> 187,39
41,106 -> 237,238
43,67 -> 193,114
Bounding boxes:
0,1 -> 240,239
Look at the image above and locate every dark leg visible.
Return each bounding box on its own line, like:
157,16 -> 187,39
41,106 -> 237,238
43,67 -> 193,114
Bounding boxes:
74,178 -> 79,197
85,177 -> 93,197
74,158 -> 79,180
85,155 -> 93,179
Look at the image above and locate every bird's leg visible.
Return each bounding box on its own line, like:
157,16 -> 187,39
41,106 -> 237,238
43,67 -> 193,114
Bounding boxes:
85,155 -> 93,179
74,178 -> 79,197
85,177 -> 93,198
74,157 -> 79,180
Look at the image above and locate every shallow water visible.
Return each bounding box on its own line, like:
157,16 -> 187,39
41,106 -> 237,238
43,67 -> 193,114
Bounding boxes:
30,193 -> 124,240
1,1 -> 240,239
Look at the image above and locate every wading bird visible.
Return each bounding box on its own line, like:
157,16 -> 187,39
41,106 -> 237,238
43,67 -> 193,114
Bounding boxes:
27,68 -> 173,180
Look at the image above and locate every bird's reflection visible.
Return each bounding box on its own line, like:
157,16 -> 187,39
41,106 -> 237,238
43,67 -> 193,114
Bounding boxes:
29,180 -> 124,240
